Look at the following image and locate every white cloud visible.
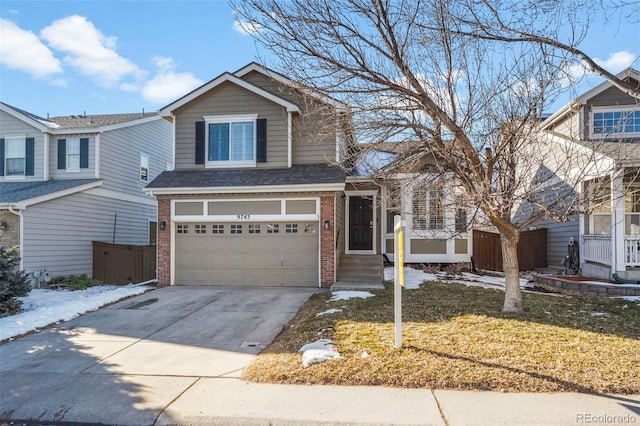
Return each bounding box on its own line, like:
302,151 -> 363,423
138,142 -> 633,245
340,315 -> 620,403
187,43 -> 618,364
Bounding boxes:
40,15 -> 146,87
233,19 -> 262,35
0,18 -> 62,78
141,58 -> 203,104
594,51 -> 637,73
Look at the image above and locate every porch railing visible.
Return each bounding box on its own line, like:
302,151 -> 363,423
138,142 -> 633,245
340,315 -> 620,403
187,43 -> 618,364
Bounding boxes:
582,234 -> 611,265
582,234 -> 640,267
625,235 -> 640,266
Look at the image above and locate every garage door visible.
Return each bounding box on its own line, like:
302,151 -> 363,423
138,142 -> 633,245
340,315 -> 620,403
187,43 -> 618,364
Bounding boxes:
174,222 -> 319,286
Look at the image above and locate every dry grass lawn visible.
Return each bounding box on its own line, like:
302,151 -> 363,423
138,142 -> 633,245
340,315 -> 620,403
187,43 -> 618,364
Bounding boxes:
243,280 -> 640,393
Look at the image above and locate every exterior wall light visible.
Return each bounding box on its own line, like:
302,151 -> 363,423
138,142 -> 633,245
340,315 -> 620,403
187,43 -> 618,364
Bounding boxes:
159,220 -> 167,230
0,221 -> 7,231
323,219 -> 331,230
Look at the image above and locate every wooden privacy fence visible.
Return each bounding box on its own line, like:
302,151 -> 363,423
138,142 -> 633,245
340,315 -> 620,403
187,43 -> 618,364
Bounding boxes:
92,241 -> 156,285
472,229 -> 547,272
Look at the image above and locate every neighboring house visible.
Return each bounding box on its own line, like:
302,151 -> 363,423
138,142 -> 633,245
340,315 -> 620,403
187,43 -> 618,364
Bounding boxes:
145,63 -> 471,288
531,68 -> 640,279
0,103 -> 172,280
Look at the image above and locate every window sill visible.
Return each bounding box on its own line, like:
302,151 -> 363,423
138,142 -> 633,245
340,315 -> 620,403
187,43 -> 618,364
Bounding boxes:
205,161 -> 257,169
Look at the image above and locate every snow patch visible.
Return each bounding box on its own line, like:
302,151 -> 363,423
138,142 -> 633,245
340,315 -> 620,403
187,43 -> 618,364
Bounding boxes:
316,308 -> 343,317
329,291 -> 374,302
0,285 -> 151,341
384,266 -> 530,290
299,338 -> 341,367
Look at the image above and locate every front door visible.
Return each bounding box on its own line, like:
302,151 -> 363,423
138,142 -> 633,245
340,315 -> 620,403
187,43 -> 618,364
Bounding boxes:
349,196 -> 373,251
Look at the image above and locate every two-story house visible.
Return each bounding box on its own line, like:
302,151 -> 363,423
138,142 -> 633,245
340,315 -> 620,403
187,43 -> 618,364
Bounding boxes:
145,63 -> 472,288
531,68 -> 640,279
0,103 -> 172,280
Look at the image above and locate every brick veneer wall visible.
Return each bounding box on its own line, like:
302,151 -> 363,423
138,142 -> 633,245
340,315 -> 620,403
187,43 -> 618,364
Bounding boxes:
157,199 -> 171,286
0,211 -> 20,249
320,195 -> 336,288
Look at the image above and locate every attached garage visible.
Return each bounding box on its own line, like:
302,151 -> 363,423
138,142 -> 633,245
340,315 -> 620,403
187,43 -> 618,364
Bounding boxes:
174,221 -> 319,286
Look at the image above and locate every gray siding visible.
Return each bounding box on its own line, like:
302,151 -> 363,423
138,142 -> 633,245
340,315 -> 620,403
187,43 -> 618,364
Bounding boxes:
0,110 -> 45,182
49,134 -> 97,180
531,216 -> 579,267
240,71 -> 338,164
100,118 -> 172,196
22,191 -> 156,278
547,112 -> 579,139
584,86 -> 638,140
174,82 -> 289,170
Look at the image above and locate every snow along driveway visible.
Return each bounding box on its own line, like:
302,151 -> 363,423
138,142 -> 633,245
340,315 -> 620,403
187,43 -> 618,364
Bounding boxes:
0,285 -> 151,341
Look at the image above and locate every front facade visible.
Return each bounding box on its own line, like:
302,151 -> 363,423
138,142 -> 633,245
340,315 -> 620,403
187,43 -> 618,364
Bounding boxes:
538,68 -> 640,279
0,103 -> 172,279
147,63 -> 472,288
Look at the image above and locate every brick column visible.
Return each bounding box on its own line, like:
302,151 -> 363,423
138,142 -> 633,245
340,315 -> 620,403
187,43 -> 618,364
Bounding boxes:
320,196 -> 336,288
157,198 -> 171,287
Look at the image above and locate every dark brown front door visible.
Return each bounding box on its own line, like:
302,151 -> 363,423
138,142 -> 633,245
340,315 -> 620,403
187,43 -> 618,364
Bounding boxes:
349,196 -> 373,251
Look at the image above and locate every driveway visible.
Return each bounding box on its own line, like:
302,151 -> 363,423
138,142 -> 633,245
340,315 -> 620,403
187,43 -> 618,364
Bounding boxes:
0,285 -> 318,425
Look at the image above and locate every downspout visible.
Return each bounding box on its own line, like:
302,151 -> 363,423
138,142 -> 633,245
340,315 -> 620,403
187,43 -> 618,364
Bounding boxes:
7,206 -> 24,270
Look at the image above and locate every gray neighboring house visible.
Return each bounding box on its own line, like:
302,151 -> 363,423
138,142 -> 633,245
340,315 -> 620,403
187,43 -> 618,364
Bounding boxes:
525,68 -> 640,277
0,102 -> 172,279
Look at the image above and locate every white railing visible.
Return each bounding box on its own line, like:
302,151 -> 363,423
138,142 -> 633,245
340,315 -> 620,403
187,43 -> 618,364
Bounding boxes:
582,234 -> 612,265
625,235 -> 640,266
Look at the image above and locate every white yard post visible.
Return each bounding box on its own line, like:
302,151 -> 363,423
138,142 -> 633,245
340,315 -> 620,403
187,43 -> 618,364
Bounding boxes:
393,215 -> 405,348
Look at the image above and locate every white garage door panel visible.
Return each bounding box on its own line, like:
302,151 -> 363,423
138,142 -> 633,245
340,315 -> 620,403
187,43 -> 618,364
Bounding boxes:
175,222 -> 319,286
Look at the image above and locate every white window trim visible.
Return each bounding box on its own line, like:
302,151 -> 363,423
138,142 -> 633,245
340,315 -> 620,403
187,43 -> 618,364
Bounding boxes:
203,114 -> 258,168
140,152 -> 150,182
589,105 -> 640,139
4,135 -> 26,178
65,137 -> 81,173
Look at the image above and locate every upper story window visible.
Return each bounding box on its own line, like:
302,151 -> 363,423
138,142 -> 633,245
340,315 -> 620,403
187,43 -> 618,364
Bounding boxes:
591,107 -> 640,138
57,138 -> 89,171
67,139 -> 81,170
5,137 -> 26,176
204,114 -> 257,167
1,136 -> 34,178
140,152 -> 149,181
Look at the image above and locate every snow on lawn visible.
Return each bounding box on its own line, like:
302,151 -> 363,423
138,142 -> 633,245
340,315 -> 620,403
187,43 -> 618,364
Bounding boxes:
384,266 -> 530,290
299,338 -> 341,367
0,285 -> 151,341
328,291 -> 375,302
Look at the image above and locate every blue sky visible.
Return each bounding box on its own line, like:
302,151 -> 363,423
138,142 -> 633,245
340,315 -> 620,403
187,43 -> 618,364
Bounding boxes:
1,1 -> 638,118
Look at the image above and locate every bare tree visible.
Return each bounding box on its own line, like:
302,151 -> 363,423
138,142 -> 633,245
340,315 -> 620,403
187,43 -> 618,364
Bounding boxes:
234,0 -> 639,312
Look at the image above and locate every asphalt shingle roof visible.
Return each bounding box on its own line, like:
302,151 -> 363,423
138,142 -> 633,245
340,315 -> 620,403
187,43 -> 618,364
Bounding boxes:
146,164 -> 347,189
49,112 -> 158,129
0,179 -> 99,203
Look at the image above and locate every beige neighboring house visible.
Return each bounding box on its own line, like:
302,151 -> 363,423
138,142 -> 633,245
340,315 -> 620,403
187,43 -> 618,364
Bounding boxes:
145,63 -> 472,288
532,68 -> 640,279
0,103 -> 172,280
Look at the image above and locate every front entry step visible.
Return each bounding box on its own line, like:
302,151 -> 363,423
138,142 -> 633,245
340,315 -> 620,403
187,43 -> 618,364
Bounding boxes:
336,255 -> 384,287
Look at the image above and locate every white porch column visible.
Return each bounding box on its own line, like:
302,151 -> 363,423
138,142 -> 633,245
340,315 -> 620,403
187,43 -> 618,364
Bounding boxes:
612,172 -> 626,274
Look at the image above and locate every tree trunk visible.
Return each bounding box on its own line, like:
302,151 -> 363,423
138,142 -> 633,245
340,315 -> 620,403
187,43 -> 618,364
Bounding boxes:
500,231 -> 523,313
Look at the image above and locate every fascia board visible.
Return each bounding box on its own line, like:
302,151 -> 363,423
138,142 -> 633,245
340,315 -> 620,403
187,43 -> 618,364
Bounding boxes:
145,182 -> 346,196
159,72 -> 300,116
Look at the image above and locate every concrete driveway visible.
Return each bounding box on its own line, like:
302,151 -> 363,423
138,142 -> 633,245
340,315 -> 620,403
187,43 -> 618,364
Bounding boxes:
0,285 -> 318,425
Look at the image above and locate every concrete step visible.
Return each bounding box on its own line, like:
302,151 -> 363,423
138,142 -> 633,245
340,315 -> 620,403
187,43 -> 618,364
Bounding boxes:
337,255 -> 384,283
331,281 -> 385,291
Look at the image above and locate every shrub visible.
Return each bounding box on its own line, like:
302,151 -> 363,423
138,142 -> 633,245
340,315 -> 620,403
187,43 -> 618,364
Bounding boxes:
63,274 -> 101,291
0,246 -> 31,317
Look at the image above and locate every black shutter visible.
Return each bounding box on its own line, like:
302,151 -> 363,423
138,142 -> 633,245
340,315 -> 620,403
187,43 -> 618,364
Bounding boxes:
0,139 -> 5,176
195,121 -> 205,165
57,139 -> 66,169
256,118 -> 267,163
25,137 -> 34,176
80,138 -> 89,168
